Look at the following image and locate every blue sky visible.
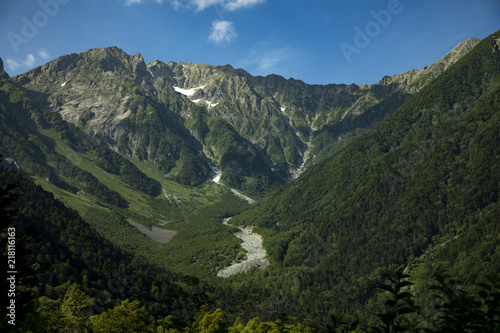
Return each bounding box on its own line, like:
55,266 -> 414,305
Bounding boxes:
0,0 -> 499,85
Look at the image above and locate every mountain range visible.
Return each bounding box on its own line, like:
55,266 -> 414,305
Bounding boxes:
7,37 -> 480,190
0,29 -> 499,331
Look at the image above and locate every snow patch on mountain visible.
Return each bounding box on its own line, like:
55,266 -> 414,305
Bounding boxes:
173,85 -> 205,97
192,99 -> 219,109
147,68 -> 155,77
212,172 -> 221,183
205,158 -> 221,184
207,101 -> 218,108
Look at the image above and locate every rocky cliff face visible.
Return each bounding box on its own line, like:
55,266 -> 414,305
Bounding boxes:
0,58 -> 9,80
378,38 -> 481,91
11,39 -> 479,192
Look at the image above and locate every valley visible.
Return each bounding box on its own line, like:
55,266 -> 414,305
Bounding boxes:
0,29 -> 499,332
217,217 -> 269,278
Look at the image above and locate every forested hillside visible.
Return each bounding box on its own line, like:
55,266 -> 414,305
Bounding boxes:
1,156 -> 499,332
0,160 -> 209,330
231,29 -> 500,324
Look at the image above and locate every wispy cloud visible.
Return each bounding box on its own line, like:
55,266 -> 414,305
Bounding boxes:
238,41 -> 304,78
241,46 -> 287,74
6,48 -> 51,72
124,0 -> 143,5
123,0 -> 164,6
224,0 -> 266,11
6,59 -> 22,72
209,20 -> 238,44
38,48 -> 50,60
124,0 -> 265,11
24,54 -> 37,68
190,0 -> 266,11
189,0 -> 220,11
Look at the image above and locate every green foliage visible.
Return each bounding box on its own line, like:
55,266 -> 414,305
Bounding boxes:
2,149 -> 499,332
37,284 -> 93,332
93,145 -> 160,196
330,269 -> 500,333
1,31 -> 499,332
195,308 -> 228,333
0,162 -> 43,332
369,269 -> 421,332
90,299 -> 155,333
0,164 -> 212,328
428,271 -> 500,332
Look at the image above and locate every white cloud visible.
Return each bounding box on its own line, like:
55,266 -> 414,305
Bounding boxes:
6,48 -> 52,73
240,46 -> 288,74
209,20 -> 238,44
121,0 -> 266,12
190,0 -> 221,11
237,41 -> 304,79
38,48 -> 50,60
24,54 -> 37,67
224,0 -> 266,11
6,58 -> 22,71
124,0 -> 164,6
139,0 -> 266,11
255,52 -> 282,72
124,0 -> 143,5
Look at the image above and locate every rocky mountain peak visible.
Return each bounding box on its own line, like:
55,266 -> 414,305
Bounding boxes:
0,58 -> 9,80
377,37 -> 481,90
437,38 -> 481,68
147,59 -> 175,78
454,38 -> 482,54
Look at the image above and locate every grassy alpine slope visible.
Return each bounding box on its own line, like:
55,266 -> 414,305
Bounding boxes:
0,67 -> 254,281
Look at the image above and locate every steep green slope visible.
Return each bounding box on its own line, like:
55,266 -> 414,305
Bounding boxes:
0,65 -> 254,280
232,30 -> 500,321
0,162 -> 216,330
1,29 -> 497,333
